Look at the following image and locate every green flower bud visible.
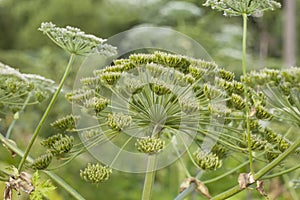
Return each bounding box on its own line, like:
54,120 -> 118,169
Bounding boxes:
189,65 -> 208,79
80,163 -> 112,185
124,77 -> 144,94
255,106 -> 272,120
154,51 -> 190,73
149,78 -> 171,95
239,134 -> 267,151
80,77 -> 102,87
179,97 -> 201,114
84,97 -> 109,114
129,53 -> 155,65
65,89 -> 94,104
41,134 -> 74,156
233,81 -> 244,95
211,144 -> 228,159
265,151 -> 280,162
279,82 -> 291,96
30,152 -> 53,170
107,113 -> 132,131
51,114 -> 80,131
218,69 -> 234,81
98,72 -> 121,85
231,93 -> 245,110
41,134 -> 63,148
81,129 -> 101,140
50,135 -> 74,156
216,78 -> 234,94
135,136 -> 165,154
204,84 -> 224,100
193,150 -> 222,170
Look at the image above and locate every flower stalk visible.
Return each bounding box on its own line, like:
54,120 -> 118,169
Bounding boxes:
17,53 -> 76,172
142,155 -> 157,200
241,13 -> 254,175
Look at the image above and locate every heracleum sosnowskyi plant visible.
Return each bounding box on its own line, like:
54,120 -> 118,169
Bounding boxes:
1,6 -> 300,200
0,22 -> 116,199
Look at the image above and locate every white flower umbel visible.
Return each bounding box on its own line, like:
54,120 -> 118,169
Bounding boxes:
39,22 -> 116,56
203,0 -> 281,17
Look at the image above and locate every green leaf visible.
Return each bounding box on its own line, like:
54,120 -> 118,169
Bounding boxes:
30,171 -> 56,200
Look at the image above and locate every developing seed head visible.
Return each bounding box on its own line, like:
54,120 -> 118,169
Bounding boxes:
255,105 -> 272,120
30,152 -> 53,170
50,114 -> 80,131
41,134 -> 63,148
211,144 -> 228,159
193,150 -> 222,170
231,93 -> 246,110
179,97 -> 201,114
41,134 -> 74,156
39,22 -> 115,56
239,134 -> 267,151
135,136 -> 165,154
203,84 -> 224,100
107,113 -> 132,131
50,135 -> 74,156
65,89 -> 94,104
98,72 -> 121,85
84,97 -> 110,114
218,69 -> 234,81
123,76 -> 144,94
80,163 -> 112,185
149,78 -> 172,95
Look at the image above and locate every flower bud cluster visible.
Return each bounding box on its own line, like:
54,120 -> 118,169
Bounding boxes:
80,163 -> 112,185
135,136 -> 165,154
107,113 -> 132,131
29,152 -> 53,170
51,114 -> 79,131
193,149 -> 222,170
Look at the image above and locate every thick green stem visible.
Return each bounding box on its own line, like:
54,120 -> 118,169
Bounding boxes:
142,155 -> 157,200
6,94 -> 32,139
211,137 -> 300,200
17,53 -> 76,171
241,13 -> 254,175
0,134 -> 85,200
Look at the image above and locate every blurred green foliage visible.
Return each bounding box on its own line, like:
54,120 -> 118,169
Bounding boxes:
0,0 -> 299,199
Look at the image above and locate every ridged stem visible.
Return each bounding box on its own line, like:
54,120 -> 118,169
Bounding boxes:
241,13 -> 254,175
142,155 -> 157,200
17,53 -> 76,171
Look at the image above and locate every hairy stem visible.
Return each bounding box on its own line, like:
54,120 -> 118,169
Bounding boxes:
211,137 -> 300,200
142,155 -> 157,200
6,93 -> 32,139
0,134 -> 85,200
17,53 -> 76,171
241,13 -> 254,175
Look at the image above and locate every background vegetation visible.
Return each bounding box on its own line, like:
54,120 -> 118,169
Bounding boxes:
0,0 -> 299,199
